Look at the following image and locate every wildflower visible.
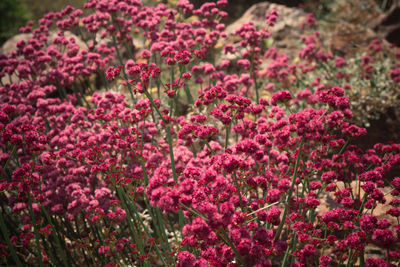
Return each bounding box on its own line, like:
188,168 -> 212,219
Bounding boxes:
270,91 -> 292,106
360,214 -> 378,235
266,206 -> 281,226
372,229 -> 396,248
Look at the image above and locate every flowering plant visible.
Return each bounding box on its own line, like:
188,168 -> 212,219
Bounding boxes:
0,0 -> 399,266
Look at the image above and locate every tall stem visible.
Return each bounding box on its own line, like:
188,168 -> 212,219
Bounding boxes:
0,209 -> 23,266
225,109 -> 240,150
232,172 -> 244,212
274,137 -> 305,241
28,194 -> 44,267
112,35 -> 135,104
40,206 -> 70,267
1,144 -> 16,181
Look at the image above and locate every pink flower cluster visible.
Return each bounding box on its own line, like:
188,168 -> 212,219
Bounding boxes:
0,0 -> 399,266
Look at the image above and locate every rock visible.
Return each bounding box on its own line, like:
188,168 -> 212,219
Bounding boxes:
0,33 -> 34,56
318,181 -> 397,226
369,2 -> 400,47
221,1 -> 397,59
222,2 -> 400,152
1,31 -> 88,85
222,2 -> 307,58
318,180 -> 397,260
326,22 -> 395,58
192,0 -> 303,23
0,31 -> 87,56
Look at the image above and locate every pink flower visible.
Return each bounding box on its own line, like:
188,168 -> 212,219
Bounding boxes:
266,189 -> 281,203
177,251 -> 196,267
372,229 -> 396,248
360,214 -> 378,235
141,49 -> 151,59
270,91 -> 292,106
335,57 -> 346,68
266,206 -> 281,226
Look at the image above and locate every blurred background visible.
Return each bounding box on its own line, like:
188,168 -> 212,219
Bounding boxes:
0,0 -> 86,44
1,0 -> 395,45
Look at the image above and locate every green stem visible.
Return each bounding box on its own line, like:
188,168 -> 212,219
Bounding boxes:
275,137 -> 305,241
281,232 -> 296,267
339,137 -> 351,155
246,201 -> 280,217
217,229 -> 245,266
249,50 -> 259,103
40,206 -> 69,267
1,144 -> 16,181
166,125 -> 178,184
360,249 -> 365,267
115,186 -> 145,256
76,82 -> 92,109
72,83 -> 83,106
143,89 -> 165,124
0,208 -> 23,266
165,125 -> 184,236
120,188 -> 169,266
232,172 -> 244,212
73,220 -> 93,266
138,161 -> 172,257
41,235 -> 58,266
225,109 -> 240,150
28,195 -> 44,267
205,141 -> 215,155
346,249 -> 353,267
98,68 -> 110,91
112,35 -> 135,104
155,207 -> 173,253
179,203 -> 207,220
180,65 -> 193,104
